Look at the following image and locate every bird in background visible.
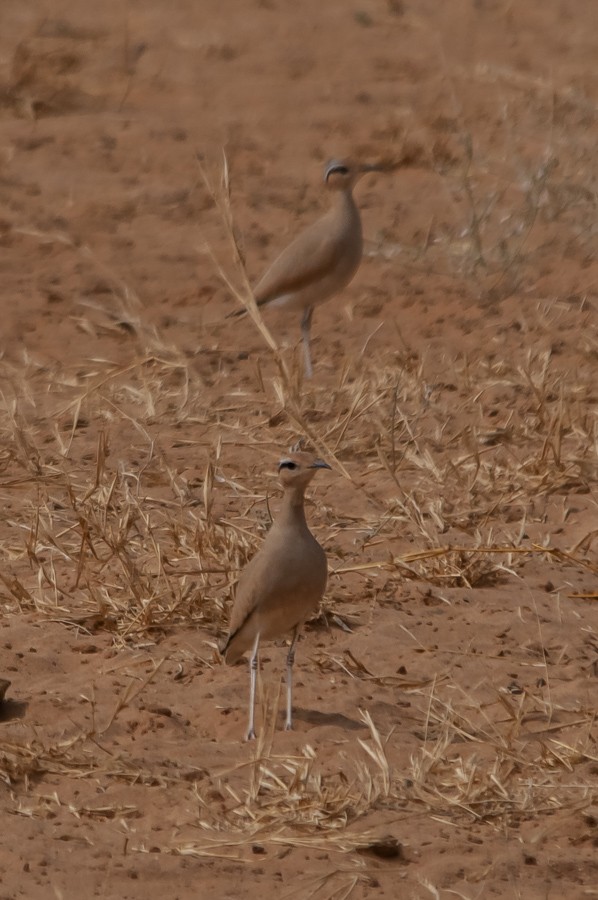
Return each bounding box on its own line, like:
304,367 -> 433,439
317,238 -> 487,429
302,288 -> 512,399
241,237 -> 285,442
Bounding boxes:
220,450 -> 331,740
229,158 -> 386,378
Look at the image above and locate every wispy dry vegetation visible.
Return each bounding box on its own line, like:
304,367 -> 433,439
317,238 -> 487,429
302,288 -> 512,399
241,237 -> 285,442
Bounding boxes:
1,275 -> 596,874
1,314 -> 596,639
1,8 -> 598,895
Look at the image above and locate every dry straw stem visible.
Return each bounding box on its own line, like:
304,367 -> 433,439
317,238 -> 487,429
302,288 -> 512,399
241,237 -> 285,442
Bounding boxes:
172,671 -> 596,861
1,339 -> 595,643
2,330 -> 596,617
0,433 -> 238,640
280,868 -> 365,900
196,151 -> 356,482
196,152 -> 288,378
0,658 -> 167,787
406,675 -> 598,824
425,47 -> 558,298
100,656 -> 166,731
334,542 -> 595,590
174,707 -> 393,859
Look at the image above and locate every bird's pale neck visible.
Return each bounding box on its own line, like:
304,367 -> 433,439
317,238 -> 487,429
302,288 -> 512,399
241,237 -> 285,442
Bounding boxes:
330,188 -> 362,240
279,483 -> 309,524
333,186 -> 358,214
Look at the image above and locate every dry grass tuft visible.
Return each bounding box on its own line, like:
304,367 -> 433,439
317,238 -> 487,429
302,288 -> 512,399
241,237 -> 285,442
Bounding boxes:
172,708 -> 393,858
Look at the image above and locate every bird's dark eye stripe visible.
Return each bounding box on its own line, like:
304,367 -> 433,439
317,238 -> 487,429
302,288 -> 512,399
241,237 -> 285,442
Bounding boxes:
326,164 -> 349,180
279,460 -> 297,470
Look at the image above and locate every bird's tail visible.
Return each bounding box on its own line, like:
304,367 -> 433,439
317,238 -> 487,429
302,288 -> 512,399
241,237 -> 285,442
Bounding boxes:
226,307 -> 247,319
226,297 -> 267,319
219,633 -> 244,665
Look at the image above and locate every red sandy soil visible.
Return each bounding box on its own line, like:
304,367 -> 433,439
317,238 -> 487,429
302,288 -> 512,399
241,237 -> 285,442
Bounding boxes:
1,1 -> 597,898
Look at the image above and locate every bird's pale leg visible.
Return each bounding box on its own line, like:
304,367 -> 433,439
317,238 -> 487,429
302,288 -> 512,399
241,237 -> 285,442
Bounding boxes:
246,633 -> 260,741
301,307 -> 314,378
285,627 -> 300,731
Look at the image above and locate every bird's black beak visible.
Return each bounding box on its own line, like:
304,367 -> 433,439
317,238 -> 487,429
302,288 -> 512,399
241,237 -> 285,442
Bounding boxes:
310,459 -> 332,470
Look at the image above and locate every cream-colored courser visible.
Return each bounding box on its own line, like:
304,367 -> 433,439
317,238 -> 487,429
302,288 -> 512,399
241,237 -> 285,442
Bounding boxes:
231,158 -> 383,377
221,451 -> 330,740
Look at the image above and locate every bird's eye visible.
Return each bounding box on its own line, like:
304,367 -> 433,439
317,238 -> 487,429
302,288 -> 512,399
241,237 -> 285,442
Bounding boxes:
326,164 -> 349,180
279,460 -> 297,470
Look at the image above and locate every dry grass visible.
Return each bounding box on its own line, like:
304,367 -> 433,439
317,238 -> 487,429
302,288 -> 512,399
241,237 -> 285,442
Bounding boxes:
171,708 -> 393,859
1,24 -> 598,896
1,329 -> 595,637
1,244 -> 596,862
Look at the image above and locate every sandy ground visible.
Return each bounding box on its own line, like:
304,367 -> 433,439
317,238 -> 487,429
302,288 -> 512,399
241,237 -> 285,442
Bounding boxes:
1,1 -> 597,897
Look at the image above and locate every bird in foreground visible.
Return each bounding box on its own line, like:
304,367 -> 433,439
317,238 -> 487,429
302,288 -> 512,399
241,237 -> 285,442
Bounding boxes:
230,158 -> 385,378
220,451 -> 331,740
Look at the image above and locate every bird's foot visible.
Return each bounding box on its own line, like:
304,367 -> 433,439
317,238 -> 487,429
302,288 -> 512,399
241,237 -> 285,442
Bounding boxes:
245,727 -> 257,741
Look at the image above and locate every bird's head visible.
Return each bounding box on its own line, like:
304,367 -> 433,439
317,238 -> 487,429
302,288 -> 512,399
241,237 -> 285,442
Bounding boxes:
323,158 -> 385,191
278,452 -> 331,489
